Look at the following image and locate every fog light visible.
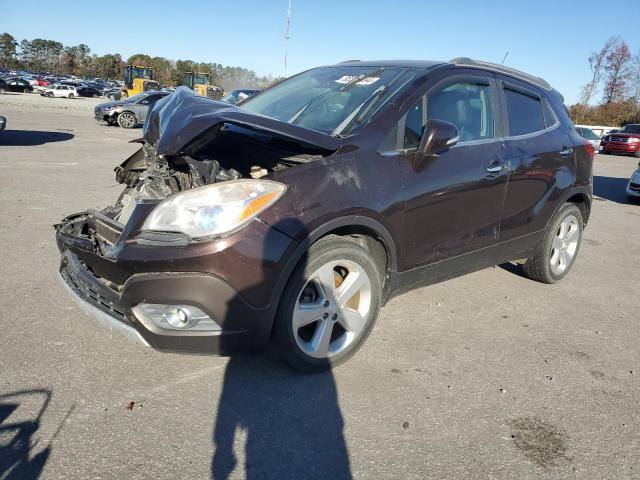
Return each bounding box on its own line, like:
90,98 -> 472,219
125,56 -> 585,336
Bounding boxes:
164,306 -> 190,328
132,303 -> 222,331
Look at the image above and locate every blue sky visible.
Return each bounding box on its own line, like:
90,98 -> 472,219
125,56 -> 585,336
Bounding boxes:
2,0 -> 639,104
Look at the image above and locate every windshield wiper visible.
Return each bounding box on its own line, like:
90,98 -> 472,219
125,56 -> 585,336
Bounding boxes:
287,67 -> 387,124
331,86 -> 388,136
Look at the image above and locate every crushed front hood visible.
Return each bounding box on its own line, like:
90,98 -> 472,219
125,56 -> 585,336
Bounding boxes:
144,86 -> 343,156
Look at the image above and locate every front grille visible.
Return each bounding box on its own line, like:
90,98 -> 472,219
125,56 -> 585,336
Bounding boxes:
94,107 -> 100,116
609,136 -> 629,143
630,182 -> 640,192
62,263 -> 128,323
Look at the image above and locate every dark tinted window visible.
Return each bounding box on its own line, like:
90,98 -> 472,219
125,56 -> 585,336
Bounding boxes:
542,99 -> 558,128
427,82 -> 493,142
504,88 -> 545,136
620,124 -> 640,134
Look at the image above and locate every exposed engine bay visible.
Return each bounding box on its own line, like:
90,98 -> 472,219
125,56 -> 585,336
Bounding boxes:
56,87 -> 340,256
111,123 -> 326,226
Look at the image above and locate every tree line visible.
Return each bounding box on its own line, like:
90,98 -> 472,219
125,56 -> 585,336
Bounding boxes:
570,36 -> 640,126
0,33 -> 282,90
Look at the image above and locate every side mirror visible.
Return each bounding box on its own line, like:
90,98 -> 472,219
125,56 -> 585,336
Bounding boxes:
0,116 -> 6,131
418,119 -> 458,156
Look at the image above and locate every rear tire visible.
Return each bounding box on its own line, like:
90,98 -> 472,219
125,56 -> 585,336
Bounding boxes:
629,195 -> 640,205
274,235 -> 382,372
522,203 -> 583,284
68,93 -> 74,99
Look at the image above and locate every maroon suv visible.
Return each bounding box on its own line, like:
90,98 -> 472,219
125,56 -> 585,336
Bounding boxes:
56,58 -> 594,371
600,124 -> 640,156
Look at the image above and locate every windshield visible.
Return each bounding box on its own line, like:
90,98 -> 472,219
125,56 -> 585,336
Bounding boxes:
124,93 -> 148,103
580,128 -> 599,140
620,124 -> 640,134
193,74 -> 208,85
132,67 -> 152,79
240,66 -> 416,135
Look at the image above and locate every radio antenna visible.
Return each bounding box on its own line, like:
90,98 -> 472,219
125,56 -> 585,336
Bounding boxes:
284,0 -> 292,76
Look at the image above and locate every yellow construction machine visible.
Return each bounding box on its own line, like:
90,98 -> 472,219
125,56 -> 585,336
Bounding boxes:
181,72 -> 224,100
121,65 -> 160,98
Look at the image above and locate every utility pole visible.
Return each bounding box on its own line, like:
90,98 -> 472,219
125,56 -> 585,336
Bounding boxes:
284,0 -> 292,76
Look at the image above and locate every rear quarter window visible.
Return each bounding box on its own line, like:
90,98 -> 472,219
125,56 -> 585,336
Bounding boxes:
504,88 -> 545,136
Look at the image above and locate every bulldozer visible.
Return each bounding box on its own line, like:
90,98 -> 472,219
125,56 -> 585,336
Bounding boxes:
181,72 -> 224,100
121,65 -> 160,99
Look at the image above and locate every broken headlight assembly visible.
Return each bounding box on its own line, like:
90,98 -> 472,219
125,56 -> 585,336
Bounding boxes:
141,179 -> 286,240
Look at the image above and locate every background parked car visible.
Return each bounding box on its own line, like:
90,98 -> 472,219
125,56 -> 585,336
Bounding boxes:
94,91 -> 170,128
219,89 -> 261,105
0,78 -> 33,93
627,162 -> 640,204
41,84 -> 81,98
576,127 -> 601,152
600,124 -> 640,157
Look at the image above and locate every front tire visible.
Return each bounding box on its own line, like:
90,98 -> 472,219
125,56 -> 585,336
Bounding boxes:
117,111 -> 136,128
523,203 -> 583,284
274,236 -> 382,372
68,93 -> 74,99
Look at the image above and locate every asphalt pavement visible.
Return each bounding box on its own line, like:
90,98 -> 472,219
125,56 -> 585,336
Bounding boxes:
0,93 -> 639,479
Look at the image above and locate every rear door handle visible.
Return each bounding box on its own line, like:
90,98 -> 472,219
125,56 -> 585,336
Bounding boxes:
559,147 -> 573,156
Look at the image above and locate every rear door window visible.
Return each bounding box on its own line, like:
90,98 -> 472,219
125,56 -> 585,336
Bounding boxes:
504,88 -> 545,136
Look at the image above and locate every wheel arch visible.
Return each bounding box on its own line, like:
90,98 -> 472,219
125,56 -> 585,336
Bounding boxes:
266,215 -> 398,335
562,187 -> 592,226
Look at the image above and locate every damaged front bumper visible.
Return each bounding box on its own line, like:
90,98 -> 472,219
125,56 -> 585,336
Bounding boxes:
56,209 -> 294,355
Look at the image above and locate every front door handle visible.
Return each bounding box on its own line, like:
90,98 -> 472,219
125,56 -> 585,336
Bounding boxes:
559,147 -> 574,156
486,162 -> 504,174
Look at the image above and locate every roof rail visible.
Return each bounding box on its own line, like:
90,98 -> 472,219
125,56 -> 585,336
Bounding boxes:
449,57 -> 551,90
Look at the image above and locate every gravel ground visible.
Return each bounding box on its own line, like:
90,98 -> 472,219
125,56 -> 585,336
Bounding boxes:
0,93 -> 639,479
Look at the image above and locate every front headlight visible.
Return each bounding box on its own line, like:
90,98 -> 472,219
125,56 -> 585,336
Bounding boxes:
142,179 -> 286,239
629,137 -> 640,143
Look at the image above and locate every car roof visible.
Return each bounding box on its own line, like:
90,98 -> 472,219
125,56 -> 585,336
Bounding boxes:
333,59 -> 445,70
332,58 -> 553,92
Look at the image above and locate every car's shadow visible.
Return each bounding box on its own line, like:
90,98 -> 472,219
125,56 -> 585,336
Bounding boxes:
593,175 -> 632,204
211,218 -> 352,479
0,130 -> 74,146
211,354 -> 351,479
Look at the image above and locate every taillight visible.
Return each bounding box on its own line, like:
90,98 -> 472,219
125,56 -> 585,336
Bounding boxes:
583,139 -> 595,160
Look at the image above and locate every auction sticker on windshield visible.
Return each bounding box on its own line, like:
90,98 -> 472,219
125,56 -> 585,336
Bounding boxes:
335,75 -> 380,85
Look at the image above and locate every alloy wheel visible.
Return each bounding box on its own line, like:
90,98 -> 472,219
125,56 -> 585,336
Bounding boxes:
293,259 -> 372,359
118,113 -> 135,128
549,214 -> 579,275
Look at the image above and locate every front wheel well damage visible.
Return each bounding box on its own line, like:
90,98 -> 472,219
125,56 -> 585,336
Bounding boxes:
322,227 -> 390,285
